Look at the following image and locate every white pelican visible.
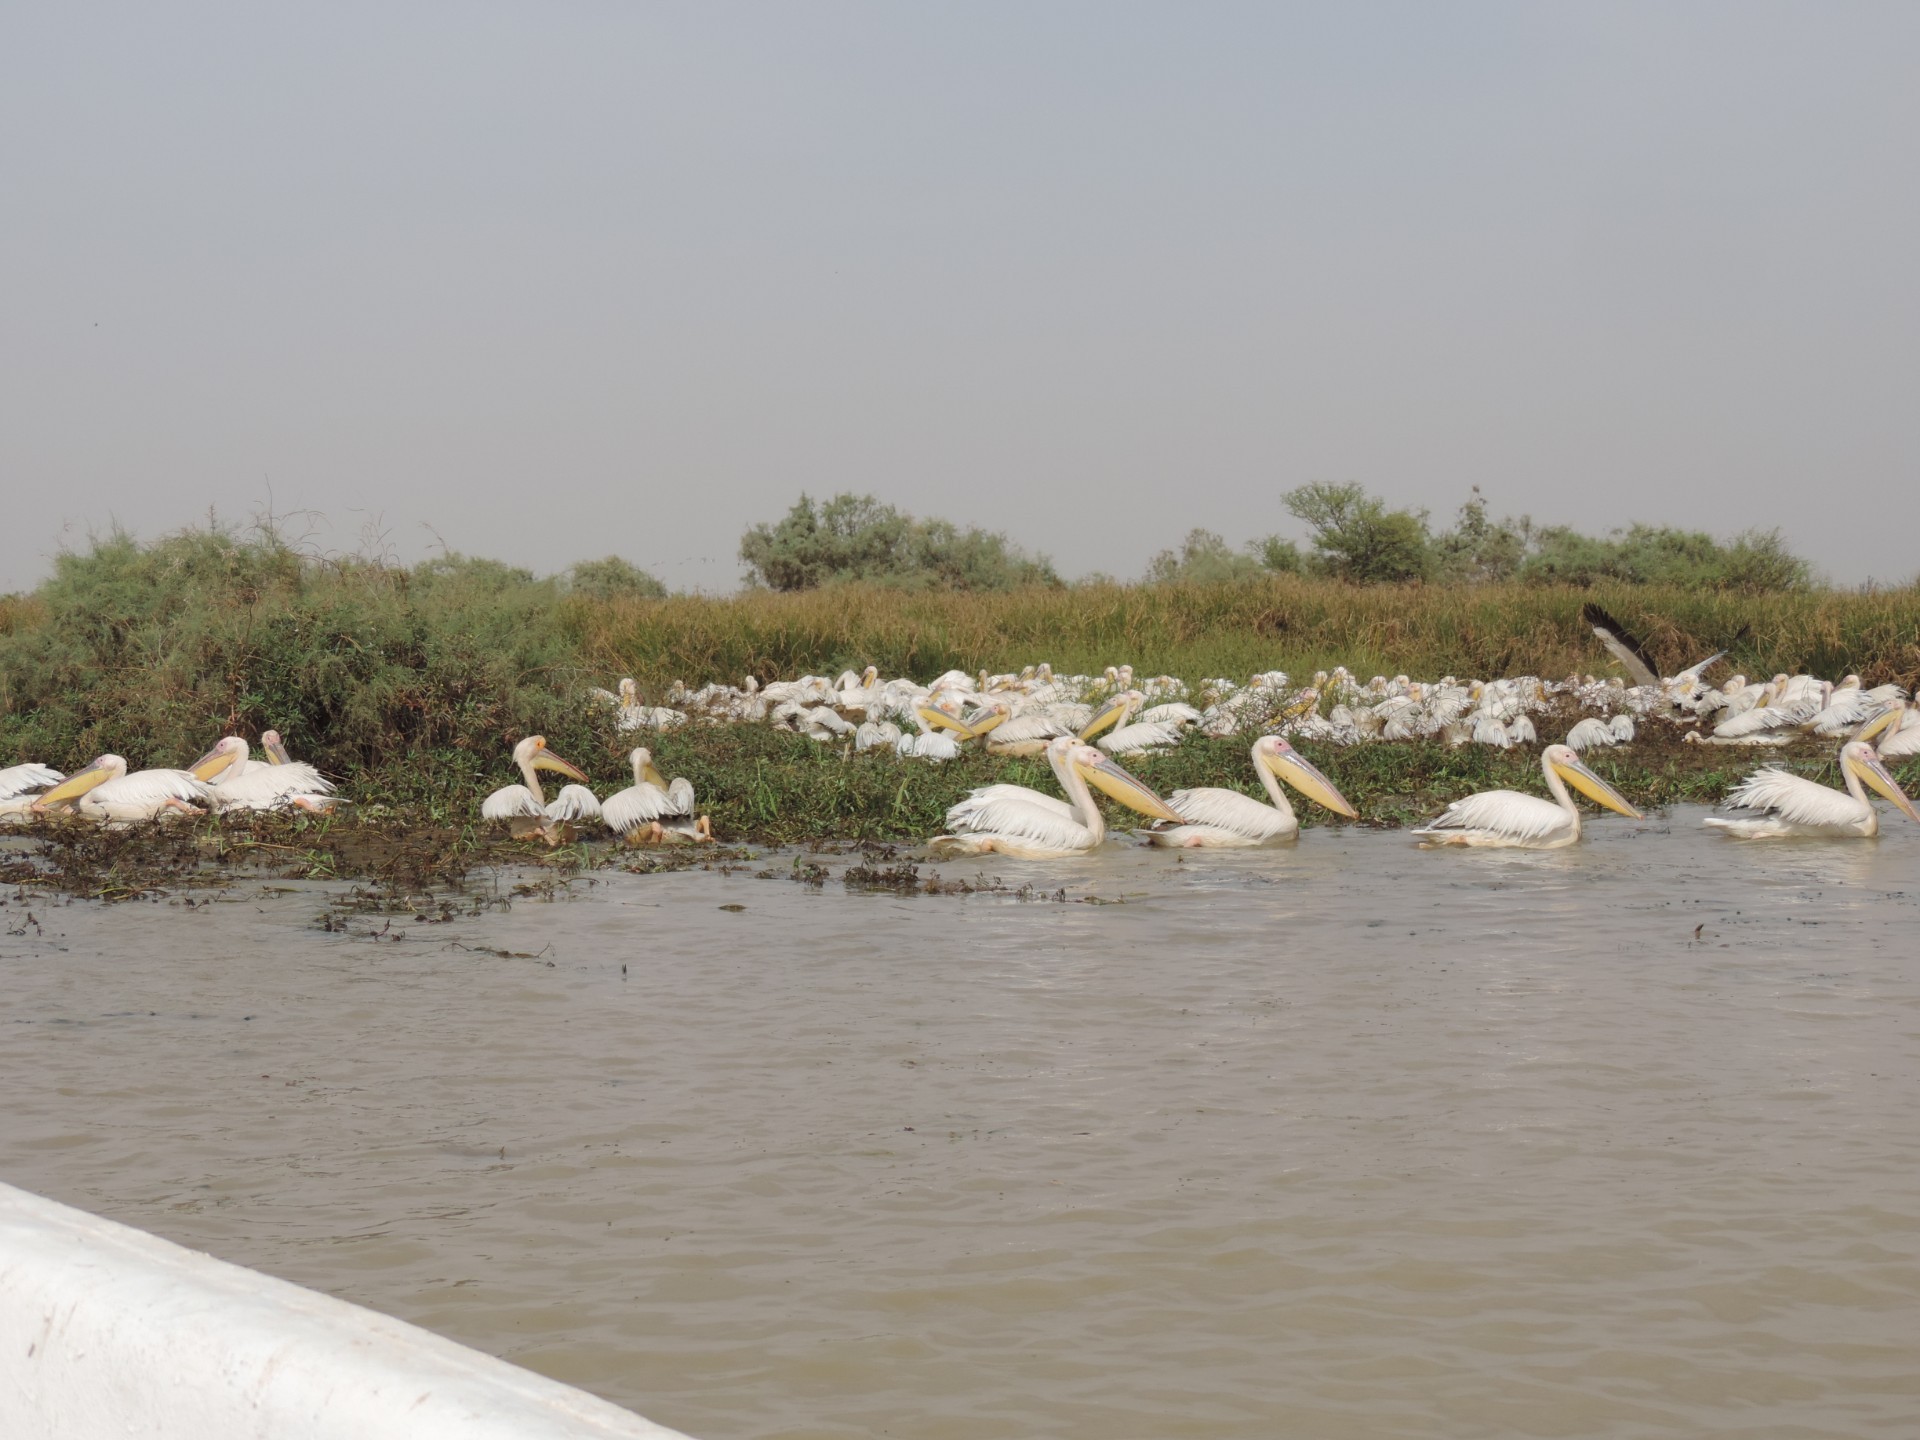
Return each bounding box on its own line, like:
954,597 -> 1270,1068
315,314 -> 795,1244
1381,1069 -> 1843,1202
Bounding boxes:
31,748 -> 231,825
481,736 -> 598,844
1701,740 -> 1920,838
929,736 -> 1181,858
1412,743 -> 1642,849
602,747 -> 712,844
199,733 -> 340,812
1146,737 -> 1358,847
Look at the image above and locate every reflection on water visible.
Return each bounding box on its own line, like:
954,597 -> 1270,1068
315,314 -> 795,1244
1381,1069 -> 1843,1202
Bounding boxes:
4,805 -> 1919,1439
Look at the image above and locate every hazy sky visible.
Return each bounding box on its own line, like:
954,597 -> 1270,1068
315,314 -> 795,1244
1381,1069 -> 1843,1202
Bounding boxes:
5,3 -> 1917,592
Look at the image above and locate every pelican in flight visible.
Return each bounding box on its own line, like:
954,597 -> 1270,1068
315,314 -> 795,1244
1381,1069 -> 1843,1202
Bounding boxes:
603,747 -> 713,844
31,745 -> 236,825
481,736 -> 599,843
1146,737 -> 1358,846
1701,740 -> 1920,838
929,735 -> 1182,858
1412,743 -> 1642,849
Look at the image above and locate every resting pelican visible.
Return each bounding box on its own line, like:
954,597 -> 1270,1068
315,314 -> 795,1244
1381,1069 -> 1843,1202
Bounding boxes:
1412,743 -> 1642,849
481,737 -> 598,843
198,733 -> 341,812
1701,740 -> 1920,838
929,735 -> 1181,858
1146,737 -> 1358,847
603,747 -> 713,844
31,747 -> 233,825
1857,699 -> 1920,759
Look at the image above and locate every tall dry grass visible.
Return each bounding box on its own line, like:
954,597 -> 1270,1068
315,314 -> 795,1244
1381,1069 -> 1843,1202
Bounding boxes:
565,578 -> 1920,692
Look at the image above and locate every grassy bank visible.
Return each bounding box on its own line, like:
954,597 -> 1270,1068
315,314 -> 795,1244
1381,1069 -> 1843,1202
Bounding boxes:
2,529 -> 1916,862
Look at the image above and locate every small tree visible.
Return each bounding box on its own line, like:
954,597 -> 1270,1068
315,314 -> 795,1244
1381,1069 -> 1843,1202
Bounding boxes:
1145,529 -> 1265,584
1283,482 -> 1433,583
563,556 -> 668,601
739,493 -> 1058,591
1431,487 -> 1527,583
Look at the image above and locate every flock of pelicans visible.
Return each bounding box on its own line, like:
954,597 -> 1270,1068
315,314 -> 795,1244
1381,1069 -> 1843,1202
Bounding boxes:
7,621 -> 1918,856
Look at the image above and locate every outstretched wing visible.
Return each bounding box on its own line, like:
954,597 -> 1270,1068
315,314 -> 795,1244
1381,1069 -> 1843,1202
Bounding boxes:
1581,604 -> 1660,688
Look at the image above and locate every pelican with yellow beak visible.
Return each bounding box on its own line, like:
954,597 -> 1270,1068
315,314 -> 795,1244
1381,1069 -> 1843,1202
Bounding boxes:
481,736 -> 598,843
1146,736 -> 1358,846
1412,743 -> 1642,848
31,745 -> 237,825
603,746 -> 712,844
929,735 -> 1183,858
1702,739 -> 1920,838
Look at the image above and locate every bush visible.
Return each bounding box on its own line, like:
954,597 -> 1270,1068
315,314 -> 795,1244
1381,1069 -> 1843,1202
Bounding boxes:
739,493 -> 1059,592
564,556 -> 668,601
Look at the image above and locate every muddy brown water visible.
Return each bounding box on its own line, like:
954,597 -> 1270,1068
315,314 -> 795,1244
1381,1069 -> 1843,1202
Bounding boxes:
4,805 -> 1919,1439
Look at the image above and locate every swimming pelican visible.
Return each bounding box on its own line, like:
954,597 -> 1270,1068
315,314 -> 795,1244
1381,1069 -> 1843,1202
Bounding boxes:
31,747 -> 233,825
1146,737 -> 1358,847
1412,743 -> 1642,849
480,736 -> 598,843
929,735 -> 1182,858
1701,740 -> 1920,838
602,747 -> 712,844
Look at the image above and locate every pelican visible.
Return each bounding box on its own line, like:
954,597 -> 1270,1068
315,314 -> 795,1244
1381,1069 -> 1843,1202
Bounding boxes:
1412,743 -> 1642,849
200,732 -> 340,812
1701,740 -> 1920,838
1857,699 -> 1920,759
480,736 -> 598,843
1146,737 -> 1358,847
929,735 -> 1182,858
31,747 -> 233,825
602,747 -> 712,844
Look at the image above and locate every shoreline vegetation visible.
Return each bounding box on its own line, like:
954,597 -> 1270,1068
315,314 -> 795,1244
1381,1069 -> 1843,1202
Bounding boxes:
3,523 -> 1917,896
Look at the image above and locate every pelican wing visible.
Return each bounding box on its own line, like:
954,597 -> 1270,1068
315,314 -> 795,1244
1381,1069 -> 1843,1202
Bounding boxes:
945,784 -> 1073,832
1164,786 -> 1293,841
603,780 -> 694,834
1417,789 -> 1570,843
210,762 -> 337,811
1720,767 -> 1869,827
545,784 -> 604,824
87,770 -> 210,809
946,789 -> 1086,844
0,763 -> 63,800
1581,604 -> 1660,688
481,784 -> 545,820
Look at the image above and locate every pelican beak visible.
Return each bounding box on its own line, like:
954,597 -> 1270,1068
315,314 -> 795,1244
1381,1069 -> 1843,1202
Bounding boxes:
1851,748 -> 1920,824
1264,745 -> 1359,818
916,705 -> 973,737
1550,754 -> 1643,819
533,749 -> 590,783
33,760 -> 117,809
1075,752 -> 1184,823
641,759 -> 668,787
1077,693 -> 1134,741
1855,704 -> 1904,745
264,735 -> 293,765
960,707 -> 1009,739
189,744 -> 240,780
